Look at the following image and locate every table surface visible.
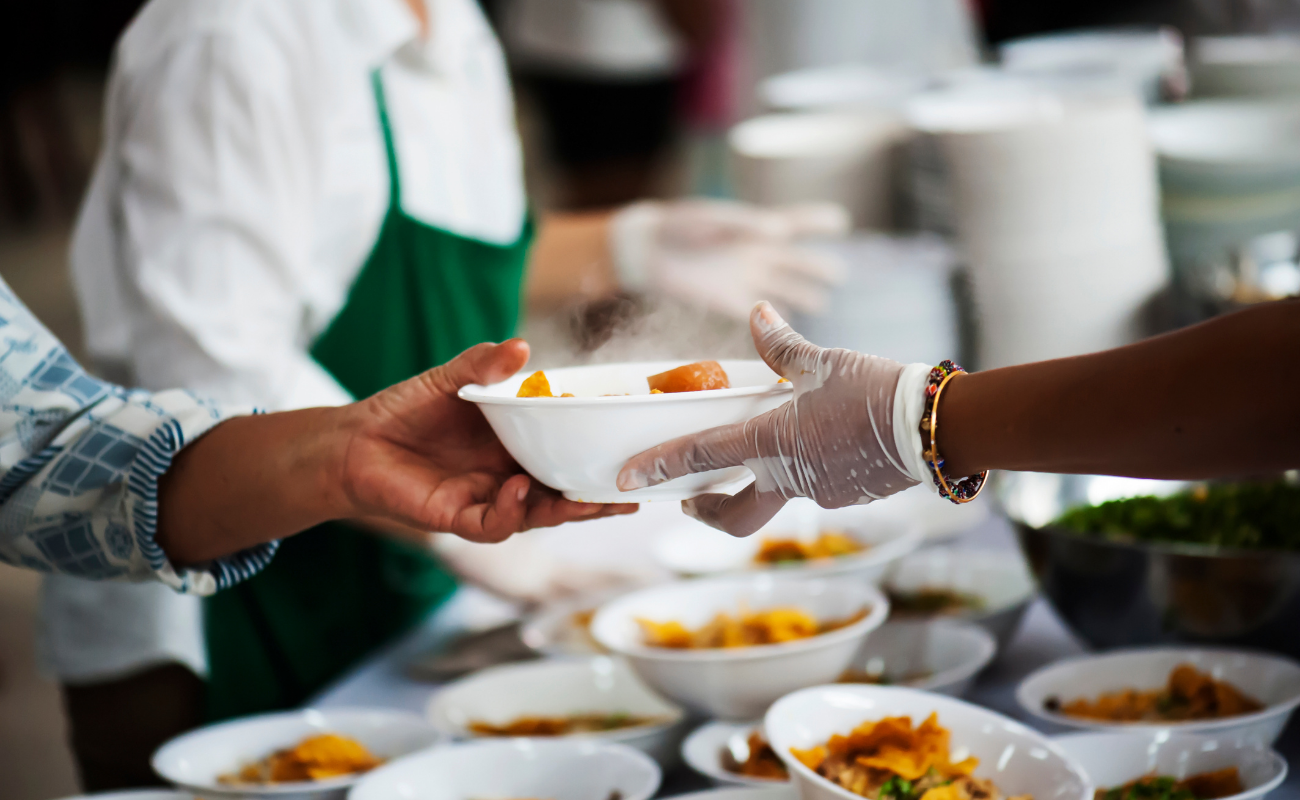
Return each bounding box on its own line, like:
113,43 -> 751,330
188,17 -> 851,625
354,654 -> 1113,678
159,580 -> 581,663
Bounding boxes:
313,510 -> 1300,798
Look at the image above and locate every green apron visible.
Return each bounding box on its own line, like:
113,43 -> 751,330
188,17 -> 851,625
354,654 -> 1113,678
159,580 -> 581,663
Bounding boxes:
203,69 -> 532,720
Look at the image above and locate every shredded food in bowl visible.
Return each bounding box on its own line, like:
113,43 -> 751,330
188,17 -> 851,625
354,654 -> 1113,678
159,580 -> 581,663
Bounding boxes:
1096,768 -> 1244,800
726,731 -> 789,780
216,733 -> 383,785
755,532 -> 866,564
1047,663 -> 1264,722
790,714 -> 1030,800
637,606 -> 868,649
468,713 -> 665,736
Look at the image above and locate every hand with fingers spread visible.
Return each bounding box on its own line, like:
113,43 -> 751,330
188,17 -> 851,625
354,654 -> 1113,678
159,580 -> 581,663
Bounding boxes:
616,302 -> 932,536
609,199 -> 850,320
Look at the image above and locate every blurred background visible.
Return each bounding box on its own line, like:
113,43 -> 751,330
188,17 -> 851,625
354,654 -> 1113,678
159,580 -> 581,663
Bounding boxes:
5,0 -> 1300,796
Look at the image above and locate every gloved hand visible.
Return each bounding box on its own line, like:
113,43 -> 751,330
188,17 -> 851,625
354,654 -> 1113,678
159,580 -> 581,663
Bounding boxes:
609,199 -> 850,320
617,301 -> 934,535
432,532 -> 659,605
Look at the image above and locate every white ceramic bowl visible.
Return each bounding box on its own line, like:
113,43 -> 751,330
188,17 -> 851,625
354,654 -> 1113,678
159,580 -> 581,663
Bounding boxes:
459,359 -> 791,503
682,721 -> 791,787
1017,648 -> 1300,743
591,576 -> 888,720
54,793 -> 191,800
652,500 -> 923,582
844,618 -> 997,697
425,656 -> 685,767
520,592 -> 617,658
765,685 -> 1092,800
885,547 -> 1036,649
151,708 -> 439,800
1053,732 -> 1286,800
348,739 -> 660,800
670,787 -> 797,800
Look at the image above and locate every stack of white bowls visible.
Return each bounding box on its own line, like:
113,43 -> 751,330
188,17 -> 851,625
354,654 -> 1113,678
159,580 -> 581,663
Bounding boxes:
907,82 -> 1169,369
728,111 -> 908,230
1000,27 -> 1187,105
1192,35 -> 1300,98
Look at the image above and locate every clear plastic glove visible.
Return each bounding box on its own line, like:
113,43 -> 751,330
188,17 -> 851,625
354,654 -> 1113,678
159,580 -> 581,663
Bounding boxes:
609,199 -> 850,320
432,533 -> 657,605
617,301 -> 934,535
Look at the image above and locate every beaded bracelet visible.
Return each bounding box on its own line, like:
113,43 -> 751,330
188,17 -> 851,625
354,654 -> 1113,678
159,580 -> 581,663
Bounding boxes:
919,360 -> 988,504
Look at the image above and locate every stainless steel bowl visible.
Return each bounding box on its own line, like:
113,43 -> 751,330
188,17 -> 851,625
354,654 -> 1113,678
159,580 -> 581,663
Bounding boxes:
1001,472 -> 1300,658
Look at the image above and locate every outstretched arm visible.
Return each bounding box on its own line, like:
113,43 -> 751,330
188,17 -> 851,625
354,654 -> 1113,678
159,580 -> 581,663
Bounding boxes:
157,339 -> 635,568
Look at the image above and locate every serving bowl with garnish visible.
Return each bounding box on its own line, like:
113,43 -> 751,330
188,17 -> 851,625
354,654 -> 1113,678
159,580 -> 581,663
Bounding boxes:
840,619 -> 997,697
1016,648 -> 1300,743
348,739 -> 661,800
151,708 -> 439,800
590,575 -> 888,719
459,359 -> 791,503
682,721 -> 792,786
884,548 -> 1036,650
652,499 -> 923,582
1004,473 -> 1300,657
765,684 -> 1091,800
425,656 -> 685,767
1052,732 -> 1286,800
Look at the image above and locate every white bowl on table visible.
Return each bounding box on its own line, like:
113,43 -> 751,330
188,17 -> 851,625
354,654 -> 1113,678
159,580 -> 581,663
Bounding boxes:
843,618 -> 997,697
652,499 -> 922,582
150,708 -> 439,800
425,656 -> 685,767
1053,732 -> 1287,800
885,547 -> 1036,650
520,591 -> 616,658
459,359 -> 791,503
1017,647 -> 1300,743
682,720 -> 791,787
765,685 -> 1092,800
591,576 -> 888,720
348,739 -> 660,800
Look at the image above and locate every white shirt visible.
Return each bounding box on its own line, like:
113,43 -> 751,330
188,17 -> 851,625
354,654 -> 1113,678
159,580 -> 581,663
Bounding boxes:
45,0 -> 527,682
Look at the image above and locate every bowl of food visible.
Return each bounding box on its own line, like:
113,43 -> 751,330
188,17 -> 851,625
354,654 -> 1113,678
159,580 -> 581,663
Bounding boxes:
151,708 -> 438,800
520,592 -> 616,658
765,684 -> 1091,800
425,656 -> 685,767
839,619 -> 997,697
653,499 -> 923,582
1016,647 -> 1300,743
1004,473 -> 1300,657
1052,731 -> 1286,800
348,738 -> 660,800
459,359 -> 791,503
683,721 -> 792,786
590,575 -> 888,719
884,548 -> 1036,649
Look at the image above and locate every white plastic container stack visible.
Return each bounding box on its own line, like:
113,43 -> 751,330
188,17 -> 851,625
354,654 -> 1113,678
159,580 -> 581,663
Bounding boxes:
907,83 -> 1169,369
1000,28 -> 1186,105
729,111 -> 908,230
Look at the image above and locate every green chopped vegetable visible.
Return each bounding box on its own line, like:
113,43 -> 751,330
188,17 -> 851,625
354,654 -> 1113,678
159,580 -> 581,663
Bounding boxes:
1054,482 -> 1300,551
879,776 -> 917,800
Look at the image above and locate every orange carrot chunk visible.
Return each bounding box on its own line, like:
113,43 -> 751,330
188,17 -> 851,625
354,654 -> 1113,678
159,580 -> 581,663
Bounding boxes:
646,361 -> 730,394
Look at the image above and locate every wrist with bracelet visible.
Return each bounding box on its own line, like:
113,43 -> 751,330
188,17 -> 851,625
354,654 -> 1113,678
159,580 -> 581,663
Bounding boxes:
919,360 -> 987,504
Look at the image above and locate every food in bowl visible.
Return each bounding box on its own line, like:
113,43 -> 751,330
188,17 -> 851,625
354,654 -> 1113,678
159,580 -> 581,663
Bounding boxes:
516,360 -> 731,398
216,733 -> 383,785
637,606 -> 868,649
724,731 -> 789,781
1046,664 -> 1263,722
839,669 -> 933,686
790,713 -> 1028,800
887,588 -> 985,617
1096,768 -> 1244,800
754,531 -> 866,564
467,713 -> 667,737
1054,481 -> 1300,551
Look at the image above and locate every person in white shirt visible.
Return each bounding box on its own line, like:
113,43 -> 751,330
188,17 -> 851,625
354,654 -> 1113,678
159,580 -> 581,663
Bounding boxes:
52,0 -> 848,789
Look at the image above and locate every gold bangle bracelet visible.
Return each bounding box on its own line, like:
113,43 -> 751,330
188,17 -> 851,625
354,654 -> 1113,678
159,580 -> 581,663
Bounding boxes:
927,369 -> 987,504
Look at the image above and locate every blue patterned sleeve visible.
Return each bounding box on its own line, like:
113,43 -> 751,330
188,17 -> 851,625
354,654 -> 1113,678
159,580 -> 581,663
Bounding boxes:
0,280 -> 276,595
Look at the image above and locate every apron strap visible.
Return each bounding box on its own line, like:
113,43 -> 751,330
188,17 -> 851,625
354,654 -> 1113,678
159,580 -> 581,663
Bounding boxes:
371,69 -> 402,205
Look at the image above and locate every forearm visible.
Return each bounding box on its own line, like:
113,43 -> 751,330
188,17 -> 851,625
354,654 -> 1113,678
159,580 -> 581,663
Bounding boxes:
939,299 -> 1300,478
525,211 -> 619,312
155,407 -> 355,566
